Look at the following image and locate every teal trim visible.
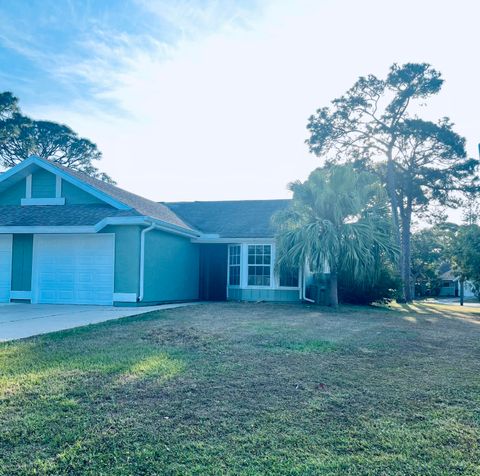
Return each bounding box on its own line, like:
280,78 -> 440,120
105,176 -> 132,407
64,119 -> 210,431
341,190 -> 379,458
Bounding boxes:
31,169 -> 56,198
143,229 -> 199,302
228,288 -> 300,302
0,179 -> 25,205
100,225 -> 141,295
62,180 -> 105,205
11,234 -> 33,292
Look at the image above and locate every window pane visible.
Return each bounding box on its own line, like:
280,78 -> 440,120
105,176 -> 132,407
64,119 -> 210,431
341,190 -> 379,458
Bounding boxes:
229,246 -> 241,286
247,244 -> 272,287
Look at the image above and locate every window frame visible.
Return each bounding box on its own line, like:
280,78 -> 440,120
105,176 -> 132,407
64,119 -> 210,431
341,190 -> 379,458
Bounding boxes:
227,244 -> 241,287
246,244 -> 273,288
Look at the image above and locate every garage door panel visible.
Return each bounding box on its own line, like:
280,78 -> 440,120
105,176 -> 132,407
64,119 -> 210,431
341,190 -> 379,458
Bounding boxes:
33,234 -> 114,305
0,235 -> 13,303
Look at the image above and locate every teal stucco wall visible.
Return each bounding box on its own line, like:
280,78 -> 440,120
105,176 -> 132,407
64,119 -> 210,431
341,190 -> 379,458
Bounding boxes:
11,234 -> 33,292
0,179 -> 26,205
31,169 -> 56,198
143,229 -> 199,303
100,225 -> 141,296
62,180 -> 104,205
227,288 -> 300,302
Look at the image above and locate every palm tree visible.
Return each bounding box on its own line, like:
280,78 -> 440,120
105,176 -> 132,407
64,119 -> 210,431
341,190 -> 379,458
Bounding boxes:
275,164 -> 398,307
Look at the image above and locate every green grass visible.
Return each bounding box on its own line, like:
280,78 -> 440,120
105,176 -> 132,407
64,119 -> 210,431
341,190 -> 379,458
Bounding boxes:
1,302 -> 480,475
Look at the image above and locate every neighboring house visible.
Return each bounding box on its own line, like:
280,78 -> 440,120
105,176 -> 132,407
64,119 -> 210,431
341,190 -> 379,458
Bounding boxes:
0,156 -> 304,306
439,270 -> 476,298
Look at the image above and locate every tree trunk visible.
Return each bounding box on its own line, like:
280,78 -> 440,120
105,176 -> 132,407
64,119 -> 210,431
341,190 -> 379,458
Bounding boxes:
329,270 -> 338,308
401,208 -> 413,302
460,279 -> 464,306
385,148 -> 405,302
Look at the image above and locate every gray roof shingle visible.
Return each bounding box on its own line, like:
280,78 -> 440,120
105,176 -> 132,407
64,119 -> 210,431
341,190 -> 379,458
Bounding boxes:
165,200 -> 291,238
0,205 -> 140,226
52,162 -> 191,229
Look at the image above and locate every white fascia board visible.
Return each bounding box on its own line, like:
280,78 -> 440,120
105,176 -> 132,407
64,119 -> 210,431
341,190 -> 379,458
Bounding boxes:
0,226 -> 96,234
149,219 -> 200,238
193,237 -> 275,244
94,216 -> 150,231
95,215 -> 200,238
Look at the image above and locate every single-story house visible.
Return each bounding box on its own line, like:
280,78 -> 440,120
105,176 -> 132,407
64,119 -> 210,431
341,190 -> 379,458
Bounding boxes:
0,156 -> 308,306
439,270 -> 476,298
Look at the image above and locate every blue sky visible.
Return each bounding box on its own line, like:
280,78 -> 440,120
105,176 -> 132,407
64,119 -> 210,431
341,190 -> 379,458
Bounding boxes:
0,0 -> 479,212
0,0 -> 255,109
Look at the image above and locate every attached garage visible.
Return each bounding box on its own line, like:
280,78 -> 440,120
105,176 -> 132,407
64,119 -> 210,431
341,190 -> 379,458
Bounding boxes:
32,234 -> 115,305
0,234 -> 13,303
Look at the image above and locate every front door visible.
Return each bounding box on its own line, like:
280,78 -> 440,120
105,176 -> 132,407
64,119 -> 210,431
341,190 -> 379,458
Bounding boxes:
199,244 -> 228,301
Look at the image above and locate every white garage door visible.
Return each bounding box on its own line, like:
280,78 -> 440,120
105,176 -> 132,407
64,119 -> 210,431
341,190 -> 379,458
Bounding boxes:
0,234 -> 12,303
32,234 -> 114,305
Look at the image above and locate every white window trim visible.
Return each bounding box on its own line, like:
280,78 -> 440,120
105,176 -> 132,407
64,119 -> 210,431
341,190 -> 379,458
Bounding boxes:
55,175 -> 62,198
227,244 -> 242,288
25,174 -> 32,198
21,197 -> 66,206
226,242 -> 300,292
245,243 -> 274,289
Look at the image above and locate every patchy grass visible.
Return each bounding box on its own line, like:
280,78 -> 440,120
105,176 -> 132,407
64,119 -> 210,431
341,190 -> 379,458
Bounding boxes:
1,302 -> 480,475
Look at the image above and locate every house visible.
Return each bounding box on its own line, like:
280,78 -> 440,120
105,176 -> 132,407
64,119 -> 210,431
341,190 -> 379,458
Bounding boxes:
439,270 -> 476,298
0,156 -> 305,306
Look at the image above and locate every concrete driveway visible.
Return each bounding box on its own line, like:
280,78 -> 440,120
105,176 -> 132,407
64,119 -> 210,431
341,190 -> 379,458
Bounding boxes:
0,302 -> 197,342
425,298 -> 480,308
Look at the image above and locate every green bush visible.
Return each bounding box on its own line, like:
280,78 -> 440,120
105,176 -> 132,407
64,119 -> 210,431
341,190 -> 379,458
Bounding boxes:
338,263 -> 399,304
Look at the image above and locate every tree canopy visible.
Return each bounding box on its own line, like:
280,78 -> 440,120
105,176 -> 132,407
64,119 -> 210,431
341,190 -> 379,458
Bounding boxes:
0,92 -> 113,183
306,63 -> 479,302
274,164 -> 397,306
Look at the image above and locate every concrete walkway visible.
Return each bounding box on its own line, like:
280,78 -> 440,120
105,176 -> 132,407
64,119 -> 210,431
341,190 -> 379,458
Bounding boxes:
0,302 -> 197,342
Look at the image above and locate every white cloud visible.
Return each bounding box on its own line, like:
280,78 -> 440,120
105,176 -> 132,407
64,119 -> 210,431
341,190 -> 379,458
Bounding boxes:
26,0 -> 480,208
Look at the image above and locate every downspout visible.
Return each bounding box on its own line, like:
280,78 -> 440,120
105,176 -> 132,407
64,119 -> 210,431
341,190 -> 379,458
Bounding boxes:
301,265 -> 315,303
138,222 -> 156,303
137,220 -> 199,303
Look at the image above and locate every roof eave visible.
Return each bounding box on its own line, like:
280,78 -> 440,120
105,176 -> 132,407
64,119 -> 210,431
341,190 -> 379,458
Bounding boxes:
95,215 -> 200,238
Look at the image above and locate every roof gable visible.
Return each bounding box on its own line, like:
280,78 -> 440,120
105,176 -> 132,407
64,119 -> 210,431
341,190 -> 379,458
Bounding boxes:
0,156 -> 192,231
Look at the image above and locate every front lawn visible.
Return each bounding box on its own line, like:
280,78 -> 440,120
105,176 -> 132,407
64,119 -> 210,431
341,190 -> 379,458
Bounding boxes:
1,302 -> 479,475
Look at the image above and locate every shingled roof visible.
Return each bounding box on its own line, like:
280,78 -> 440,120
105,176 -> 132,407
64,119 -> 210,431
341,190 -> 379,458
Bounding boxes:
0,205 -> 139,227
1,158 -> 292,236
165,200 -> 291,238
53,162 -> 191,230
